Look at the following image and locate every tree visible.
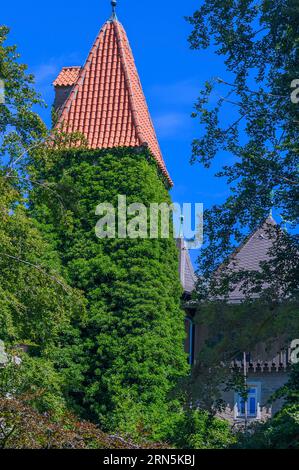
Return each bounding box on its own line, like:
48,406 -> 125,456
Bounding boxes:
0,352 -> 67,418
0,26 -> 86,344
29,146 -> 189,440
185,0 -> 299,415
0,26 -> 87,422
0,25 -> 46,171
0,395 -> 164,449
0,175 -> 85,347
186,0 -> 298,294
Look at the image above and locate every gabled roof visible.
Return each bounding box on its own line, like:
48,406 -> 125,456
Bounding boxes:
220,215 -> 278,301
53,18 -> 172,186
177,238 -> 196,294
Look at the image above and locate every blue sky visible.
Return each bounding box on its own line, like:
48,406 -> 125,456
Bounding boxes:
2,0 -> 234,264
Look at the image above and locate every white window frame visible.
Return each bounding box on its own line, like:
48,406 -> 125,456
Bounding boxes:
234,381 -> 261,420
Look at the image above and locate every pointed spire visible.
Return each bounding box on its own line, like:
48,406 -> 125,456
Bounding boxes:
111,1 -> 117,20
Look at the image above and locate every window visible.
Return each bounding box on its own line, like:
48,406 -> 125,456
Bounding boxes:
235,383 -> 261,419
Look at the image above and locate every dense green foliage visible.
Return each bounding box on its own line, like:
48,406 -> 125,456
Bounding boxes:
0,352 -> 67,417
29,146 -> 189,440
0,176 -> 84,347
0,24 -> 84,356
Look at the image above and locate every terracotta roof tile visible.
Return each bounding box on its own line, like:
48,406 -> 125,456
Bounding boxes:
53,19 -> 172,185
53,66 -> 82,87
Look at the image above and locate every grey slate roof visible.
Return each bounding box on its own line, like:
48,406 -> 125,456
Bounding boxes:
176,238 -> 197,293
219,215 -> 278,302
176,216 -> 279,298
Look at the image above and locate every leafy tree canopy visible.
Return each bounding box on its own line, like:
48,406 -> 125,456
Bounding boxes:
185,0 -> 299,416
186,0 -> 298,293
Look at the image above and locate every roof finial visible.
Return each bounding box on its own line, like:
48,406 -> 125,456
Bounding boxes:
111,0 -> 117,19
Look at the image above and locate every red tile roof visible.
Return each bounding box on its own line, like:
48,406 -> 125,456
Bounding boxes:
53,66 -> 82,87
53,19 -> 172,185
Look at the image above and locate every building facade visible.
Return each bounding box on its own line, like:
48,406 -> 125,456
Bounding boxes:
178,217 -> 291,424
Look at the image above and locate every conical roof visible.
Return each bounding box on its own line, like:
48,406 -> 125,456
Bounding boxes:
53,17 -> 172,185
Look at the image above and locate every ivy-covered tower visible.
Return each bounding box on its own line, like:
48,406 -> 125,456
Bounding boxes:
31,2 -> 188,439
